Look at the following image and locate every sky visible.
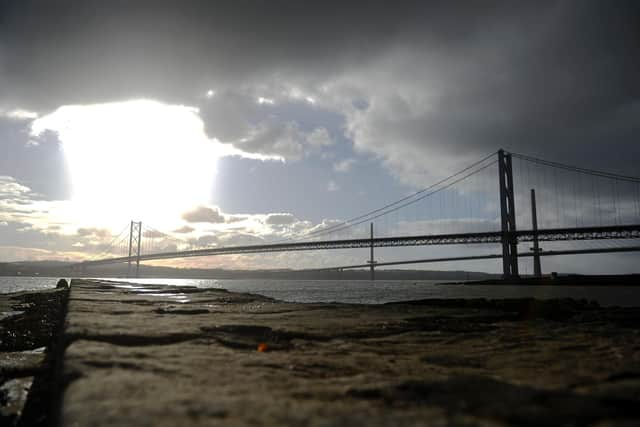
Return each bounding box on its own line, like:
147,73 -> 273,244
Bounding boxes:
1,0 -> 639,273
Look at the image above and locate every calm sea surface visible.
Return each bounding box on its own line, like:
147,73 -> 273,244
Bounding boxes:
1,276 -> 640,307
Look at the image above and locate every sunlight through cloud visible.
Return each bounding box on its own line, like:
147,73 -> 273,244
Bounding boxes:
30,100 -> 219,231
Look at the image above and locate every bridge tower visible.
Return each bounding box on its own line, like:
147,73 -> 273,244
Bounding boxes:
127,221 -> 142,278
530,189 -> 542,277
367,222 -> 377,281
498,150 -> 519,278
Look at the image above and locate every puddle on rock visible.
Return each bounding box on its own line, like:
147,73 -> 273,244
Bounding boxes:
147,293 -> 190,303
111,284 -> 163,293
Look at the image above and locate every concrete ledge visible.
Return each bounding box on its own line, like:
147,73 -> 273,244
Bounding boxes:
59,279 -> 640,426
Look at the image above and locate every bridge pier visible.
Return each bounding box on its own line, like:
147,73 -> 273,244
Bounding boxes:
498,150 -> 519,279
368,222 -> 376,281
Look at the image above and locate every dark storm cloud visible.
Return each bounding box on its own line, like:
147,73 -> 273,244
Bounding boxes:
199,90 -> 335,158
1,0 -> 638,178
0,0 -> 427,109
417,0 -> 640,169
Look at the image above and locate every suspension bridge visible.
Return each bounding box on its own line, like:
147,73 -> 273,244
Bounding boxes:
78,149 -> 640,279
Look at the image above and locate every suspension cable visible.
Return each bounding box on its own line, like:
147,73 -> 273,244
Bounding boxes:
88,224 -> 130,261
292,159 -> 498,241
282,151 -> 498,242
510,152 -> 640,183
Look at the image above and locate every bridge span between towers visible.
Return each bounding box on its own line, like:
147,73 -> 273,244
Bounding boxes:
79,149 -> 640,278
79,223 -> 640,267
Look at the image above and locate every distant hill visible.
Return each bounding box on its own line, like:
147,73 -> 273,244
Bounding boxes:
1,260 -> 74,276
0,260 -> 499,281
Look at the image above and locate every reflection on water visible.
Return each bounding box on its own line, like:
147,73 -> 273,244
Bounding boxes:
0,277 -> 60,294
1,276 -> 640,307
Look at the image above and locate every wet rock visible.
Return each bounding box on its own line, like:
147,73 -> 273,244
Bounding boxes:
1,289 -> 67,352
0,377 -> 33,425
0,285 -> 69,427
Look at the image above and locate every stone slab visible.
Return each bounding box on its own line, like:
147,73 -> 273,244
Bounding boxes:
60,279 -> 640,426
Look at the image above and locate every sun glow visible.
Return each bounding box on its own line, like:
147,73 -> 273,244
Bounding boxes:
31,100 -> 219,230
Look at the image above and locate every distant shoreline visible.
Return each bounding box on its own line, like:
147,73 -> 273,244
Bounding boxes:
443,274 -> 640,287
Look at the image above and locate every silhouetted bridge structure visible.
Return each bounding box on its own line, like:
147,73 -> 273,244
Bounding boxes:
78,150 -> 640,279
80,224 -> 640,262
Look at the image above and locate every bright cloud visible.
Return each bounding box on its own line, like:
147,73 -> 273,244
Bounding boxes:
306,127 -> 333,149
173,225 -> 195,234
1,109 -> 38,120
30,100 -> 222,230
333,158 -> 356,173
0,175 -> 32,198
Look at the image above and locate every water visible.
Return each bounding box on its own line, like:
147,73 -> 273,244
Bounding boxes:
2,276 -> 640,307
0,277 -> 62,294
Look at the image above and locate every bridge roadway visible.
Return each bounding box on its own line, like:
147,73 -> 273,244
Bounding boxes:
310,246 -> 640,272
80,224 -> 640,267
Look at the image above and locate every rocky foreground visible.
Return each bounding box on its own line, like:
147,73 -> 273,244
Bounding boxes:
3,279 -> 640,426
0,287 -> 68,426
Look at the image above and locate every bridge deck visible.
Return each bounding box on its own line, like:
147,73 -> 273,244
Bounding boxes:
81,224 -> 640,266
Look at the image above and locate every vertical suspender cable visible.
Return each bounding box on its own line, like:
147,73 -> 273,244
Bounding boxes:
572,171 -> 578,227
612,180 -> 619,226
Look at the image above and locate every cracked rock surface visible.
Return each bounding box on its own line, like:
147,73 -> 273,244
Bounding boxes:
61,279 -> 640,426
